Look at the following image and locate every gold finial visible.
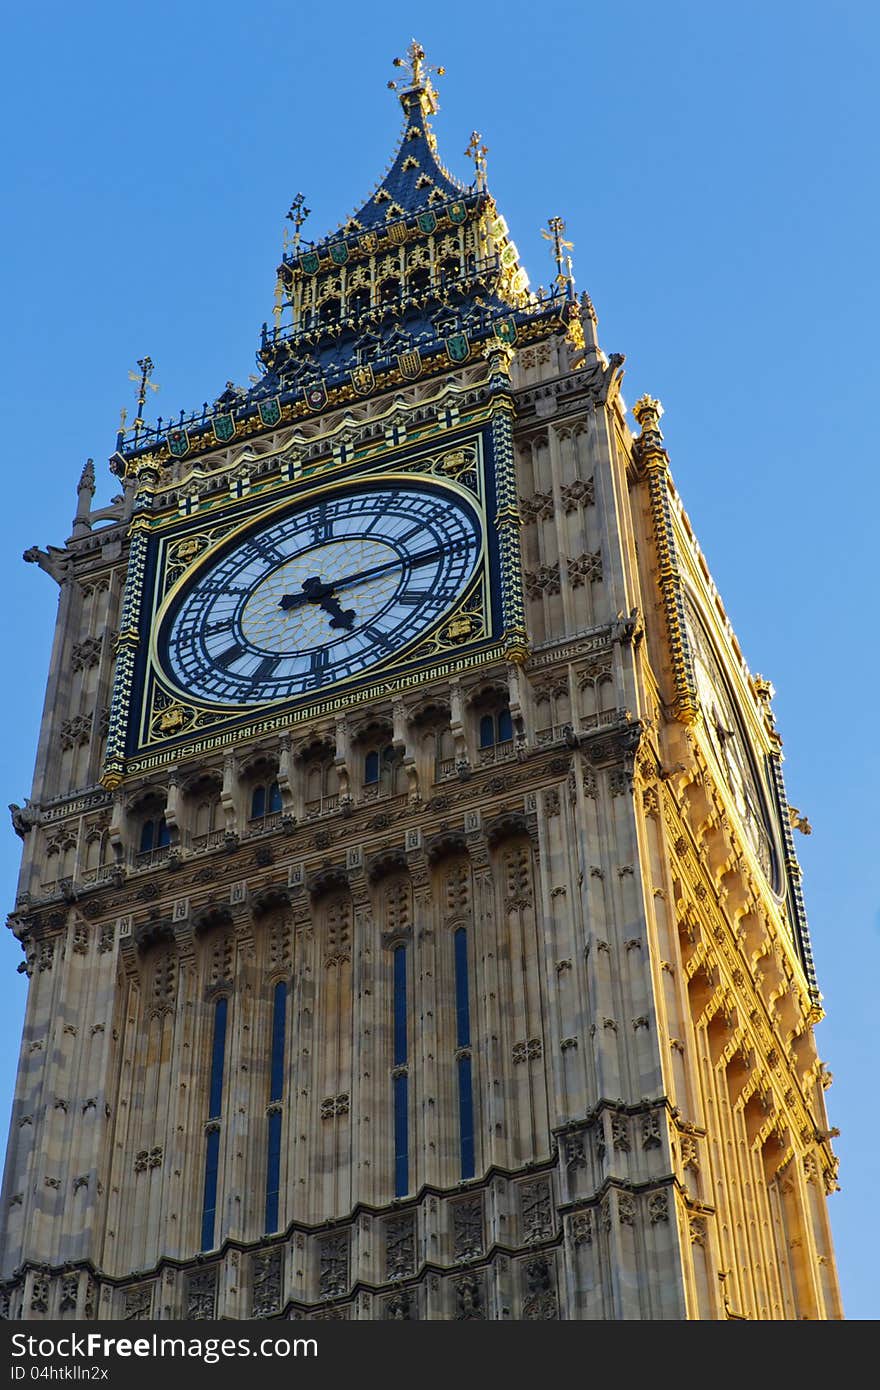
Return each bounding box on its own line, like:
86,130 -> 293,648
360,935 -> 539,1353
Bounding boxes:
284,192 -> 311,255
632,394 -> 664,434
118,406 -> 128,433
465,131 -> 489,190
388,40 -> 445,113
127,356 -> 159,447
753,675 -> 776,706
541,216 -> 575,295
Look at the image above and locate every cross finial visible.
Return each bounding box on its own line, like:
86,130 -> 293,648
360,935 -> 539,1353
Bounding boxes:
285,193 -> 311,254
388,40 -> 445,114
465,131 -> 489,190
126,356 -> 159,447
541,216 -> 575,296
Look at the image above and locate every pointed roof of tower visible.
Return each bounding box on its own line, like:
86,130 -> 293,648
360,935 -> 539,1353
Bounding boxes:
112,42 -> 592,470
339,41 -> 466,234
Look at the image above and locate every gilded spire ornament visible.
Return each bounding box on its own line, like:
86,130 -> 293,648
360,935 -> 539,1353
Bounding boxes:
126,355 -> 159,448
465,131 -> 489,191
285,193 -> 311,253
541,216 -> 575,297
388,40 -> 445,113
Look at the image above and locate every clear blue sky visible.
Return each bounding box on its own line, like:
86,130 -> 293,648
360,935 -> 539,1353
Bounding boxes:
1,1 -> 876,1317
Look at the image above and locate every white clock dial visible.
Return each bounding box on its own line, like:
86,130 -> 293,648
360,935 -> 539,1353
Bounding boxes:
158,480 -> 482,706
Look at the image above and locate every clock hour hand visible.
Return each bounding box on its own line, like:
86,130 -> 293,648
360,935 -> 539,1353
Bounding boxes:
278,575 -> 356,631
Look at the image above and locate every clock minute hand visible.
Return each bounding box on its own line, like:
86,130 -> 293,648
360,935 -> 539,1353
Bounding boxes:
330,543 -> 451,594
277,543 -> 456,622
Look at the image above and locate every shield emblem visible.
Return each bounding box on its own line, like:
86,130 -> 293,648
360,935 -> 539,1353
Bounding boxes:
306,381 -> 327,411
259,398 -> 281,427
417,210 -> 437,234
212,413 -> 235,443
501,242 -> 519,268
360,231 -> 378,254
330,242 -> 349,266
351,363 -> 375,395
388,220 -> 407,245
300,250 -> 320,275
448,201 -> 467,224
397,350 -> 422,380
167,427 -> 189,458
446,333 -> 470,363
494,317 -> 518,345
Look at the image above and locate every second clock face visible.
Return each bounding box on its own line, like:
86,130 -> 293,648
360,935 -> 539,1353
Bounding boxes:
683,594 -> 781,893
158,480 -> 482,706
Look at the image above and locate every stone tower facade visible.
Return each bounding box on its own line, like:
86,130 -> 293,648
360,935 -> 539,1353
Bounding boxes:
1,46 -> 841,1320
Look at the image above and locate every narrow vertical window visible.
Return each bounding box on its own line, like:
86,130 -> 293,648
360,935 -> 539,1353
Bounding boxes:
268,780 -> 282,814
393,945 -> 408,1197
454,928 -> 475,1179
201,995 -> 228,1251
265,980 -> 286,1234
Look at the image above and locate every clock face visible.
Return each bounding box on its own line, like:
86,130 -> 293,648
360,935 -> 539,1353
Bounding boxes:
158,480 -> 482,706
684,595 -> 782,893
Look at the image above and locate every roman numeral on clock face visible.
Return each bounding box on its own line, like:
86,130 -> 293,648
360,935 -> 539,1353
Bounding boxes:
250,656 -> 281,683
309,649 -> 330,682
310,507 -> 333,543
361,624 -> 395,652
248,541 -> 286,566
214,643 -> 246,669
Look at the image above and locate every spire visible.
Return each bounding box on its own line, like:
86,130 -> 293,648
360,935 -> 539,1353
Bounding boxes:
77,458 -> 96,497
337,42 -> 464,235
114,46 -> 575,464
71,458 -> 95,539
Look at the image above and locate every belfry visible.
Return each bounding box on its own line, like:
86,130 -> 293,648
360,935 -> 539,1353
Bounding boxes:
1,44 -> 841,1320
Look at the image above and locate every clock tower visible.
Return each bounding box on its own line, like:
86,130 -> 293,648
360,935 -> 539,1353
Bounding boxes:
1,45 -> 841,1320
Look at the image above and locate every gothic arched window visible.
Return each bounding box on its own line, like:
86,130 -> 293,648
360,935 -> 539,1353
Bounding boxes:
264,979 -> 287,1235
348,287 -> 370,317
408,267 -> 430,295
479,707 -> 513,749
364,744 -> 395,788
378,276 -> 399,305
139,816 -> 170,854
250,780 -> 282,822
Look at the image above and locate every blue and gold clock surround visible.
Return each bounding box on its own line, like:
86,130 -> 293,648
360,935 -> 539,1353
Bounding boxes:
157,474 -> 485,709
111,413 -> 521,774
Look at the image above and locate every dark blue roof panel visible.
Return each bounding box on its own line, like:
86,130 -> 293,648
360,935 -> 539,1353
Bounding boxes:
339,97 -> 467,235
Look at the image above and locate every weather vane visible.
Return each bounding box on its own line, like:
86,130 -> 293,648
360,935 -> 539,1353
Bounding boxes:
388,40 -> 445,112
541,216 -> 575,294
126,355 -> 159,447
465,131 -> 489,191
285,193 -> 311,254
